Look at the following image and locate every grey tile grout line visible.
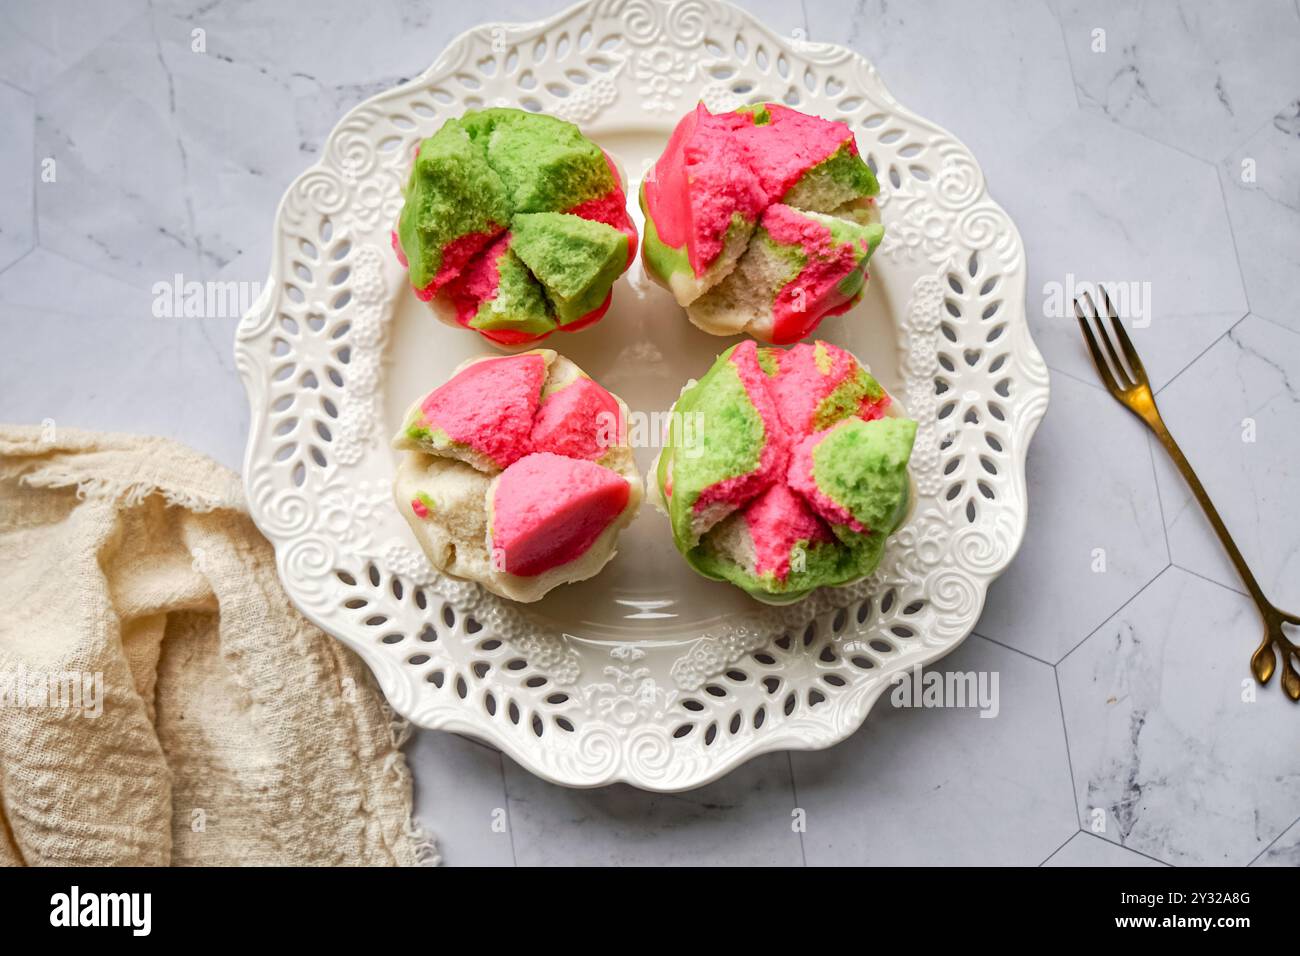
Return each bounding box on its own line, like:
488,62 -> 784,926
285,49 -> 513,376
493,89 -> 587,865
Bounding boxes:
2,2 -> 169,103
1246,810 -> 1300,866
1075,829 -> 1175,867
1174,562 -> 1254,603
0,302 -> 165,325
31,89 -> 39,247
1042,829 -> 1179,870
0,246 -> 36,282
1037,827 -> 1081,867
0,244 -> 162,299
5,15 -> 122,100
1049,309 -> 1253,401
1213,166 -> 1252,316
497,753 -> 519,867
1153,312 -> 1249,398
1144,431 -> 1172,565
25,80 -> 37,249
1211,113 -> 1276,172
786,750 -> 808,866
1253,311 -> 1300,341
1044,23 -> 1279,187
970,629 -> 1055,668
1043,359 -> 1110,394
1178,561 -> 1245,599
1053,667 -> 1082,830
1078,93 -> 1223,172
1043,0 -> 1082,111
1055,562 -> 1172,667
0,76 -> 31,96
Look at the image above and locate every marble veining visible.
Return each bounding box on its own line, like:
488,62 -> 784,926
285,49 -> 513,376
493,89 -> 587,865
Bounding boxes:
1051,0 -> 1300,162
1059,568 -> 1300,866
1152,316 -> 1300,614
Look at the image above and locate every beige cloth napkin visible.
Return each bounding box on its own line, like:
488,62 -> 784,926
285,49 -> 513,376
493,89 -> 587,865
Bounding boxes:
0,425 -> 435,866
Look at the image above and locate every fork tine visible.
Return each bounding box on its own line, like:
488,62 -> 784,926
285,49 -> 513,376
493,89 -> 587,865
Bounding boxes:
1100,285 -> 1149,385
1075,297 -> 1121,395
1085,291 -> 1132,388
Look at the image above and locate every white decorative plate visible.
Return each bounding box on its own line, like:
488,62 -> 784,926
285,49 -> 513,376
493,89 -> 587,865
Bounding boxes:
235,0 -> 1049,791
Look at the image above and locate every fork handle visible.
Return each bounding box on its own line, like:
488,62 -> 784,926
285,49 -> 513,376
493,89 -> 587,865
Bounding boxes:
1148,420 -> 1273,615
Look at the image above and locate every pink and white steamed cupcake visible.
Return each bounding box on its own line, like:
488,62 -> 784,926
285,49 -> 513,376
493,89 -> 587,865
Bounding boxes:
640,103 -> 884,344
652,340 -> 914,603
393,350 -> 642,602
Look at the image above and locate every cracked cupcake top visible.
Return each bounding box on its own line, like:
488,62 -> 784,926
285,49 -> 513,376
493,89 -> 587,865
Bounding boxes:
655,340 -> 914,603
393,349 -> 642,603
640,103 -> 884,344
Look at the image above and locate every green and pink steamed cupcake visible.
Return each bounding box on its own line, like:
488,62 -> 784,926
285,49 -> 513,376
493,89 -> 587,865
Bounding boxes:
653,340 -> 914,603
393,349 -> 642,602
640,103 -> 884,344
393,108 -> 637,348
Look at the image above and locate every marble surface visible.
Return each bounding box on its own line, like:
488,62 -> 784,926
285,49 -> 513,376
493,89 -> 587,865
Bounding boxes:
1,0 -> 1298,866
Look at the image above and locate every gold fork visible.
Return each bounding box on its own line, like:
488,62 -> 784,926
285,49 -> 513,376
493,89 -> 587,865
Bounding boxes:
1075,288 -> 1300,701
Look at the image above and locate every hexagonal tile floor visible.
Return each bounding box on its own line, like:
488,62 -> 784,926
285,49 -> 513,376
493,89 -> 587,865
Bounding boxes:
1003,111 -> 1248,390
975,370 -> 1169,663
1152,315 -> 1300,614
1059,567 -> 1300,866
791,636 -> 1077,865
1051,0 -> 1300,163
1218,114 -> 1300,335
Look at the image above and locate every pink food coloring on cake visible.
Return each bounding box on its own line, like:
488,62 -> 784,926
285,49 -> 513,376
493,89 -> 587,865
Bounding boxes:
763,341 -> 856,436
787,429 -> 868,534
410,497 -> 430,519
443,234 -> 509,328
644,104 -> 766,274
403,227 -> 505,302
556,290 -> 613,333
693,341 -> 790,514
733,104 -> 855,205
430,227 -> 504,294
531,375 -> 623,461
490,452 -> 630,577
441,232 -> 578,346
416,352 -> 546,469
760,205 -> 865,344
859,393 -> 890,421
742,482 -> 833,581
481,324 -> 552,346
644,104 -> 858,277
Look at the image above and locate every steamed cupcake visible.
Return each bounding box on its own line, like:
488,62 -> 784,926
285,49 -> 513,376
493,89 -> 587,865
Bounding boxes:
394,108 -> 637,348
393,350 -> 642,602
653,340 -> 914,603
640,103 -> 883,344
